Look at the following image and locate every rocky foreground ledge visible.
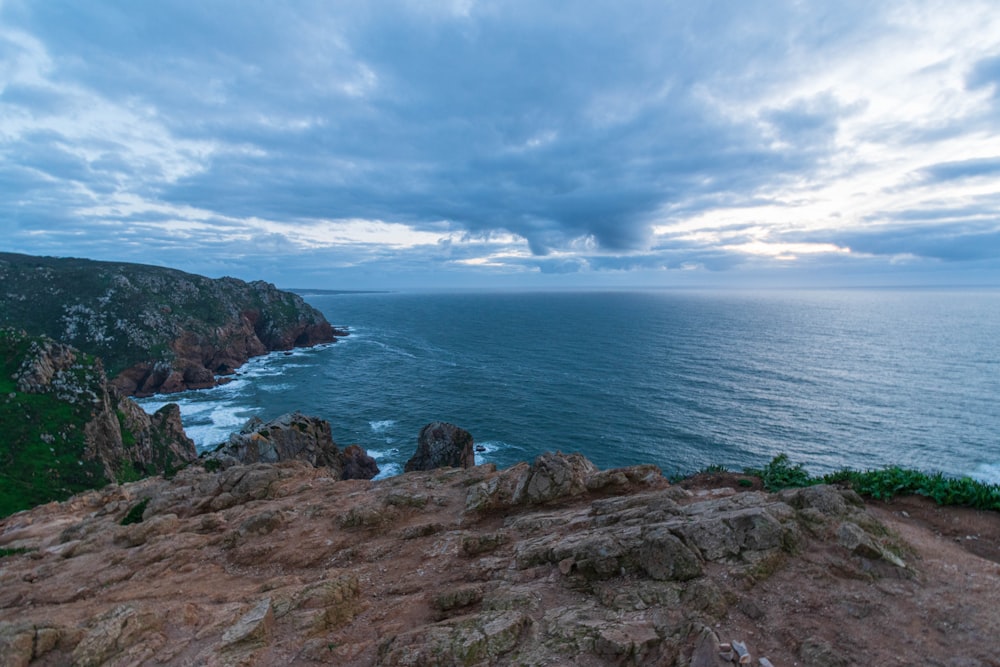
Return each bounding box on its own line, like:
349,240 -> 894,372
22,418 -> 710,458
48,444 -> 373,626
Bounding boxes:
1,453 -> 999,666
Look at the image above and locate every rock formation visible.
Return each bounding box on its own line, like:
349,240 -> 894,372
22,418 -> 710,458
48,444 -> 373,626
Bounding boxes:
404,421 -> 475,472
0,252 -> 346,396
205,412 -> 379,480
0,329 -> 197,517
2,452 -> 997,666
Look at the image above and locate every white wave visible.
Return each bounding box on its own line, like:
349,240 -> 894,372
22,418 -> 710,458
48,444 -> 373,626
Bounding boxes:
369,419 -> 397,433
374,463 -> 403,480
209,405 -> 254,429
366,340 -> 416,359
364,446 -> 400,459
474,439 -> 505,465
261,383 -> 293,393
184,424 -> 236,452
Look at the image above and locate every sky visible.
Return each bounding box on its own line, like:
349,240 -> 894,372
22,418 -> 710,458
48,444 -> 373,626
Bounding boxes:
2,0 -> 1000,289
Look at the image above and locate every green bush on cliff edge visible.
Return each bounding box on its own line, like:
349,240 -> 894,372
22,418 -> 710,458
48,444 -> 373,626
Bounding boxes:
745,454 -> 1000,512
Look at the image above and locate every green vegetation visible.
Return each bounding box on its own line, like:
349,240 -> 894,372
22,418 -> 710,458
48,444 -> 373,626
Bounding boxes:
0,252 -> 332,378
744,453 -> 1000,511
115,461 -> 144,485
116,410 -> 136,446
0,547 -> 34,558
121,498 -> 150,525
744,454 -> 812,490
0,329 -> 109,517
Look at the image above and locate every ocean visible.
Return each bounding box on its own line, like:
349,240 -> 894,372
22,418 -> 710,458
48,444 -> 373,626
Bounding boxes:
138,289 -> 1000,483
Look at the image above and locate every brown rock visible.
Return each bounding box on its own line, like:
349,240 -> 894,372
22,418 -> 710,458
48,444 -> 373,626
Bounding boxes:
1,452 -> 998,666
404,422 -> 475,472
205,413 -> 379,480
341,444 -> 380,480
523,451 -> 597,504
222,597 -> 274,647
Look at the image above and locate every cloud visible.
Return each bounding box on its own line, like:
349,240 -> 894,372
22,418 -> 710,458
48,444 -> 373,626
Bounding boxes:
2,0 -> 1000,286
826,223 -> 1000,263
968,53 -> 1000,98
920,157 -> 1000,182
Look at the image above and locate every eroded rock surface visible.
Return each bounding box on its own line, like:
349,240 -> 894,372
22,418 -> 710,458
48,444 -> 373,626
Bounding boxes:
1,453 -> 997,666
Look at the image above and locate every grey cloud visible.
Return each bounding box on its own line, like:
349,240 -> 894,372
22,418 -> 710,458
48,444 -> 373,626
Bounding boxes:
920,157 -> 1000,183
13,1 -> 853,257
968,53 -> 1000,97
2,0 -> 998,286
813,224 -> 1000,263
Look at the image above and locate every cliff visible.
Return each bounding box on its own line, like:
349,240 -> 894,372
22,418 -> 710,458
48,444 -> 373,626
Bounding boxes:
1,452 -> 998,666
0,253 -> 344,396
0,329 -> 197,517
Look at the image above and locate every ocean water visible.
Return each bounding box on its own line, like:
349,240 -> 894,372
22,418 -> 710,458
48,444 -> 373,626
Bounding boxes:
138,289 -> 1000,483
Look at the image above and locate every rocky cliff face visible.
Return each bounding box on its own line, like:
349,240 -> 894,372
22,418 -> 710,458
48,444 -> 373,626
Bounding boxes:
0,329 -> 197,517
2,451 -> 997,666
0,252 -> 345,396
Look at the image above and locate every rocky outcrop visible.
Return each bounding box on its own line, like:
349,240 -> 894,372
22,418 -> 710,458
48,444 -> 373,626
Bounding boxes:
341,444 -> 381,481
404,421 -> 475,472
2,452 -> 975,666
0,252 -> 346,396
0,329 -> 197,518
205,413 -> 379,481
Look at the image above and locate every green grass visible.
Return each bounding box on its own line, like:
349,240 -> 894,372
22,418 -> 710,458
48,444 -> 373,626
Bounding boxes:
0,329 -> 109,517
116,410 -> 137,447
115,461 -> 144,485
743,453 -> 1000,512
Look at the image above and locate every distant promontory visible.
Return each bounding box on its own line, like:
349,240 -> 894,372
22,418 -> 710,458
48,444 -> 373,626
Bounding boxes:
0,253 -> 345,396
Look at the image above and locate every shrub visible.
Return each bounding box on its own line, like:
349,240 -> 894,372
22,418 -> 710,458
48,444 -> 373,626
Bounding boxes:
744,454 -> 812,491
121,498 -> 150,525
742,454 -> 1000,512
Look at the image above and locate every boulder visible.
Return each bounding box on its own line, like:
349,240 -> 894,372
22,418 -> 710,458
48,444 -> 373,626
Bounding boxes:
341,444 -> 381,480
210,412 -> 341,471
205,413 -> 378,480
404,422 -> 475,472
465,452 -> 601,511
523,451 -> 597,504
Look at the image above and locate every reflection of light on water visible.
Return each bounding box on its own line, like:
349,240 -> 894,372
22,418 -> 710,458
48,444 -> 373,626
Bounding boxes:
973,463 -> 1000,485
